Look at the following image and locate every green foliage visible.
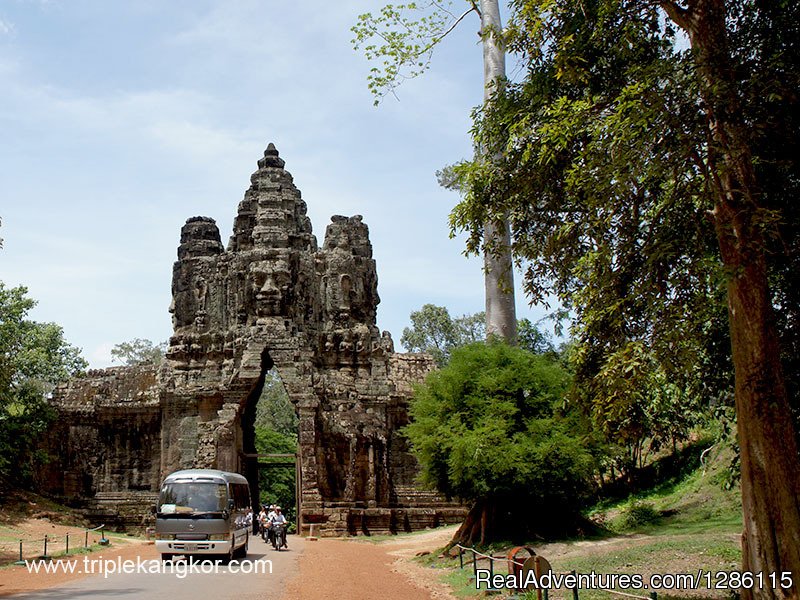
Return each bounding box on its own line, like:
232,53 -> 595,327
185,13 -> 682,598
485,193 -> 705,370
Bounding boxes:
401,304 -> 557,366
0,282 -> 86,487
255,427 -> 297,524
110,338 -> 166,366
351,1 -> 479,105
620,499 -> 659,529
517,317 -> 555,355
445,0 -> 748,473
594,441 -> 742,537
254,369 -> 298,523
255,369 -> 299,436
404,341 -> 594,514
400,304 -> 484,367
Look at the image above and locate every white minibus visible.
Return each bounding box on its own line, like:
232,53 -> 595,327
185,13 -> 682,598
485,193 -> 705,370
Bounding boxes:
155,469 -> 251,562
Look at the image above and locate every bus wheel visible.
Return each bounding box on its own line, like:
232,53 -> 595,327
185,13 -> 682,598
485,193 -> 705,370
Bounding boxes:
161,553 -> 173,563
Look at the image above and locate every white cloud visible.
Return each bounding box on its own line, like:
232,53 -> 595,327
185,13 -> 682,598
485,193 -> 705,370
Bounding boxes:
0,74 -> 261,177
89,342 -> 115,369
1,0 -> 497,370
0,18 -> 13,35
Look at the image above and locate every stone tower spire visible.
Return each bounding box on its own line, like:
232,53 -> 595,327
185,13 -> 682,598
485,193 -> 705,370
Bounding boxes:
228,143 -> 315,252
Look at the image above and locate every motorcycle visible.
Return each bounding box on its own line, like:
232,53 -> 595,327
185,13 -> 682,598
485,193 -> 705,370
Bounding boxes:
271,522 -> 287,551
259,520 -> 270,543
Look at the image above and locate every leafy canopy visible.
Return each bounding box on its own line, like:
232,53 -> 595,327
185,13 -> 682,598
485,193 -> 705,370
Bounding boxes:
401,304 -> 484,366
401,303 -> 555,366
254,369 -> 298,521
255,369 -> 299,437
404,341 -> 593,511
110,338 -> 167,366
0,282 -> 86,486
445,0 -> 734,467
351,1 -> 479,105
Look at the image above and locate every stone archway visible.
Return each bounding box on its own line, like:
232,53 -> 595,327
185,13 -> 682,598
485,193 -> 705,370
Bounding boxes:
43,145 -> 466,535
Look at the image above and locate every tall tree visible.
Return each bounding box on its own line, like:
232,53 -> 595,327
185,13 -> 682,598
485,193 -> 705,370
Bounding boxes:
401,304 -> 460,366
657,3 -> 800,591
449,0 -> 800,595
110,338 -> 166,366
0,283 -> 86,488
352,1 -> 517,343
401,303 -> 553,365
404,341 -> 593,545
479,0 -> 517,342
401,303 -> 486,365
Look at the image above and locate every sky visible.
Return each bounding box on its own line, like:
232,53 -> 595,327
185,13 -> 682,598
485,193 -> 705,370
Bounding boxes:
0,0 -> 552,368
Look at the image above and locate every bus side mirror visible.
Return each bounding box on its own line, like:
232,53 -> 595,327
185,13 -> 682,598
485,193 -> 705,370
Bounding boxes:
151,504 -> 157,515
227,498 -> 235,509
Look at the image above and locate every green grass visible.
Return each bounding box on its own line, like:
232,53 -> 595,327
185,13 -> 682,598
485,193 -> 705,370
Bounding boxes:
594,445 -> 741,536
443,568 -> 486,598
431,444 -> 743,600
355,524 -> 459,544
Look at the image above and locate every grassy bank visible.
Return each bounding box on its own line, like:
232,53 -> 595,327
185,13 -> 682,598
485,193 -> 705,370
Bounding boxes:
423,443 -> 742,599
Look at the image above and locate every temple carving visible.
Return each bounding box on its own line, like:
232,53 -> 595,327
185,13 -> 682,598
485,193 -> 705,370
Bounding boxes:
40,144 -> 465,535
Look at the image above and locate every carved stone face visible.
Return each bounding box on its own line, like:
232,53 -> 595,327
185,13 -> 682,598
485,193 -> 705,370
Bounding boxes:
249,258 -> 291,317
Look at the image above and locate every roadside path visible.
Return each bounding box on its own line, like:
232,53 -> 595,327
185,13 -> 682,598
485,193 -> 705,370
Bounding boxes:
1,526 -> 458,600
282,527 -> 457,600
0,534 -> 302,599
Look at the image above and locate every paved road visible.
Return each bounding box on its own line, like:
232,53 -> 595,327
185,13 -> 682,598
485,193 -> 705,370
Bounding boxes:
10,534 -> 304,600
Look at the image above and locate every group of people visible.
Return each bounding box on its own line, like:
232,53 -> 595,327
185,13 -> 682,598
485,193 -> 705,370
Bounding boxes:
257,504 -> 288,548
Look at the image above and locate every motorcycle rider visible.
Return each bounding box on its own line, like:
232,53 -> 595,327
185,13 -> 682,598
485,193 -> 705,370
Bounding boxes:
270,506 -> 288,549
257,504 -> 269,540
265,504 -> 277,545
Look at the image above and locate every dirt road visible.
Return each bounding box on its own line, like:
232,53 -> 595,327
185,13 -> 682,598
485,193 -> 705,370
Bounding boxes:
1,534 -> 301,599
282,527 -> 457,600
1,527 -> 457,600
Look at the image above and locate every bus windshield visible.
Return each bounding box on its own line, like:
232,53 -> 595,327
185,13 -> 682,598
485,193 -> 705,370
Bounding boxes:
158,483 -> 227,515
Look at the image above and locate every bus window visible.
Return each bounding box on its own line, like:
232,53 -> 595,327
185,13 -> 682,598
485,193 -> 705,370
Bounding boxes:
159,483 -> 227,514
231,483 -> 250,510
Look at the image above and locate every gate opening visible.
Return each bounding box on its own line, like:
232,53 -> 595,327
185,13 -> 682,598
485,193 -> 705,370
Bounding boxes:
240,349 -> 299,529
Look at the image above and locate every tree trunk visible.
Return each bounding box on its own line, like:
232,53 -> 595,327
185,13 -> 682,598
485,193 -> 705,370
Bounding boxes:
450,495 -> 580,547
660,2 -> 800,598
480,0 -> 517,343
451,499 -> 486,547
484,218 -> 517,341
451,497 -> 496,547
724,222 -> 800,600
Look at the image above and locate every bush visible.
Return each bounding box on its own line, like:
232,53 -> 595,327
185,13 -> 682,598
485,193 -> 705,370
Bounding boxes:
404,341 -> 596,543
620,499 -> 660,528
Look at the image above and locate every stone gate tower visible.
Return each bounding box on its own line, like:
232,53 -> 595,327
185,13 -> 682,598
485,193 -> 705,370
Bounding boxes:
42,145 -> 466,535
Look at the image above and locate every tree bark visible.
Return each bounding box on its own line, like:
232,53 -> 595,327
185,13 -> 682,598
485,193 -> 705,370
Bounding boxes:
451,498 -> 487,547
660,2 -> 800,598
480,0 -> 517,343
451,497 -> 496,547
484,218 -> 517,341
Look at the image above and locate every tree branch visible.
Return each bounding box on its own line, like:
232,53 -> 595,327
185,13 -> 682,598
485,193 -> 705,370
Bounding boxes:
658,0 -> 692,33
439,5 -> 480,41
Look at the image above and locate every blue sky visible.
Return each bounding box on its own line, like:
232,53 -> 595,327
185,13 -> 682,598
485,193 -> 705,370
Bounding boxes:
1,0 -> 551,368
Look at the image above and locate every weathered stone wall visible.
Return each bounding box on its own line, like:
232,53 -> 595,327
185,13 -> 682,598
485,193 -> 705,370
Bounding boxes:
40,366 -> 161,527
45,144 -> 466,534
